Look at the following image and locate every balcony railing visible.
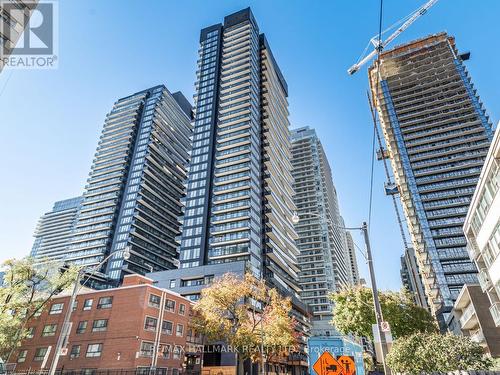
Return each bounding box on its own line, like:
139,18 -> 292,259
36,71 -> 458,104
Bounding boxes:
490,302 -> 500,327
459,303 -> 476,327
466,242 -> 480,261
478,268 -> 492,292
469,328 -> 485,343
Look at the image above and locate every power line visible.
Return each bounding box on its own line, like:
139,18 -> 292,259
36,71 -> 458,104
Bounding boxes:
367,0 -> 384,232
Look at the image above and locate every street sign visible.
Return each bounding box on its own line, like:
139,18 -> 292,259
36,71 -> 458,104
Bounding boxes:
338,356 -> 356,375
312,351 -> 345,375
381,321 -> 390,332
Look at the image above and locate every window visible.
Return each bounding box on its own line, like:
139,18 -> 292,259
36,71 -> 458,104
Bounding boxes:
17,350 -> 27,363
162,320 -> 173,335
176,324 -> 184,337
97,296 -> 113,309
149,294 -> 161,308
70,345 -> 81,358
42,324 -> 57,337
140,341 -> 154,357
34,347 -> 48,361
49,303 -> 64,315
172,345 -> 181,359
72,301 -> 78,311
82,369 -> 97,375
26,327 -> 35,339
161,344 -> 171,359
76,321 -> 88,334
144,316 -> 157,331
179,304 -> 186,315
83,299 -> 93,310
86,343 -> 103,358
92,319 -> 108,332
169,280 -> 176,289
165,299 -> 176,312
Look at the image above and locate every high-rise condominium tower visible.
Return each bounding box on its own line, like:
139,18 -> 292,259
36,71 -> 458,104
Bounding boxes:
291,126 -> 351,333
369,33 -> 493,328
30,197 -> 82,262
400,247 -> 428,308
67,85 -> 192,286
345,231 -> 360,285
178,8 -> 301,298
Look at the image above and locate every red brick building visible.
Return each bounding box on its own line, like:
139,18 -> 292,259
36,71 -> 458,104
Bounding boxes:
11,275 -> 202,375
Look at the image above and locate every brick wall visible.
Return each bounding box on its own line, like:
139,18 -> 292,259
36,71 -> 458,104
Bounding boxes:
12,275 -> 197,374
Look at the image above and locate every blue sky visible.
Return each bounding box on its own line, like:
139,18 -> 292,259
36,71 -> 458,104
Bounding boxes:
0,0 -> 499,291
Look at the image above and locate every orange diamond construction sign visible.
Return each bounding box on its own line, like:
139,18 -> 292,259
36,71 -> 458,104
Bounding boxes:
312,351 -> 345,375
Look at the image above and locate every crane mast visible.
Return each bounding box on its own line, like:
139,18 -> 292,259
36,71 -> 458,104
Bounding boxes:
348,0 -> 439,75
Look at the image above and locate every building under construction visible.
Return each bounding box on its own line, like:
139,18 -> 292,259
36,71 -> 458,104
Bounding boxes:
369,33 -> 493,329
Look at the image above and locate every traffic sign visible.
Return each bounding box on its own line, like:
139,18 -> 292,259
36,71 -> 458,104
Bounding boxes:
381,321 -> 390,332
312,351 -> 345,375
338,356 -> 356,375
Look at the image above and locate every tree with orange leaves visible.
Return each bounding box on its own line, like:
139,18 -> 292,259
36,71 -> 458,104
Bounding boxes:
192,272 -> 298,375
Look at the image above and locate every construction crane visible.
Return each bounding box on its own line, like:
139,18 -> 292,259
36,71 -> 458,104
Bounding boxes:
347,0 -> 439,75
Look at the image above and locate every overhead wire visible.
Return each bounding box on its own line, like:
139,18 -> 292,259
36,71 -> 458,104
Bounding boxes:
367,0 -> 384,232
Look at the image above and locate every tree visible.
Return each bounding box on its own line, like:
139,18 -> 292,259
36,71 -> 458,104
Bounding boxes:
329,285 -> 437,339
0,257 -> 78,361
192,273 -> 297,375
386,333 -> 492,373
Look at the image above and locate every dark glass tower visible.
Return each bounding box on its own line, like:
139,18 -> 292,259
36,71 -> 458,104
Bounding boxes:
66,85 -> 192,286
179,8 -> 301,297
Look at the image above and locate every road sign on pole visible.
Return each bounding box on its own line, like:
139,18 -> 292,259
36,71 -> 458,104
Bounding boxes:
381,321 -> 390,332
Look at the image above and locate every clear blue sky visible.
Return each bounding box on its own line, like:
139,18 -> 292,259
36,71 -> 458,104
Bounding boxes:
1,0 -> 498,291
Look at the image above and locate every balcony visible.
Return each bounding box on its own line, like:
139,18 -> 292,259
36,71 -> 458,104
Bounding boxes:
466,241 -> 480,261
459,303 -> 477,329
478,268 -> 492,292
490,302 -> 500,327
469,328 -> 485,344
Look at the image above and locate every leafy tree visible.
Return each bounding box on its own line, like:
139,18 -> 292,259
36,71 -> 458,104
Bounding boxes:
0,257 -> 78,360
386,333 -> 492,373
330,285 -> 437,339
192,272 -> 297,375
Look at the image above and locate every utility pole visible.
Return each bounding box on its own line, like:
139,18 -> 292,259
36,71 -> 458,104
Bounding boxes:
48,268 -> 83,375
362,222 -> 390,375
48,249 -> 130,375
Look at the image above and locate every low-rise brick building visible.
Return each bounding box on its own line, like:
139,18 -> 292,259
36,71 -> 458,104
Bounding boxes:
12,275 -> 202,375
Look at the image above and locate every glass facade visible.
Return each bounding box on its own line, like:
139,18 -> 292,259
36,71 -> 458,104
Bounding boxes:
369,33 -> 493,329
179,8 -> 301,298
30,196 -> 83,262
66,85 -> 192,286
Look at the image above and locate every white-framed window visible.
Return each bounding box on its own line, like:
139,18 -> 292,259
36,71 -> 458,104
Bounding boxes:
86,343 -> 103,358
49,303 -> 64,315
144,316 -> 158,331
176,323 -> 184,337
149,294 -> 161,308
17,350 -> 27,363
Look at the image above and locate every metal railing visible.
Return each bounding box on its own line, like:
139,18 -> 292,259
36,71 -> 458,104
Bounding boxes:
459,303 -> 476,327
490,301 -> 500,327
